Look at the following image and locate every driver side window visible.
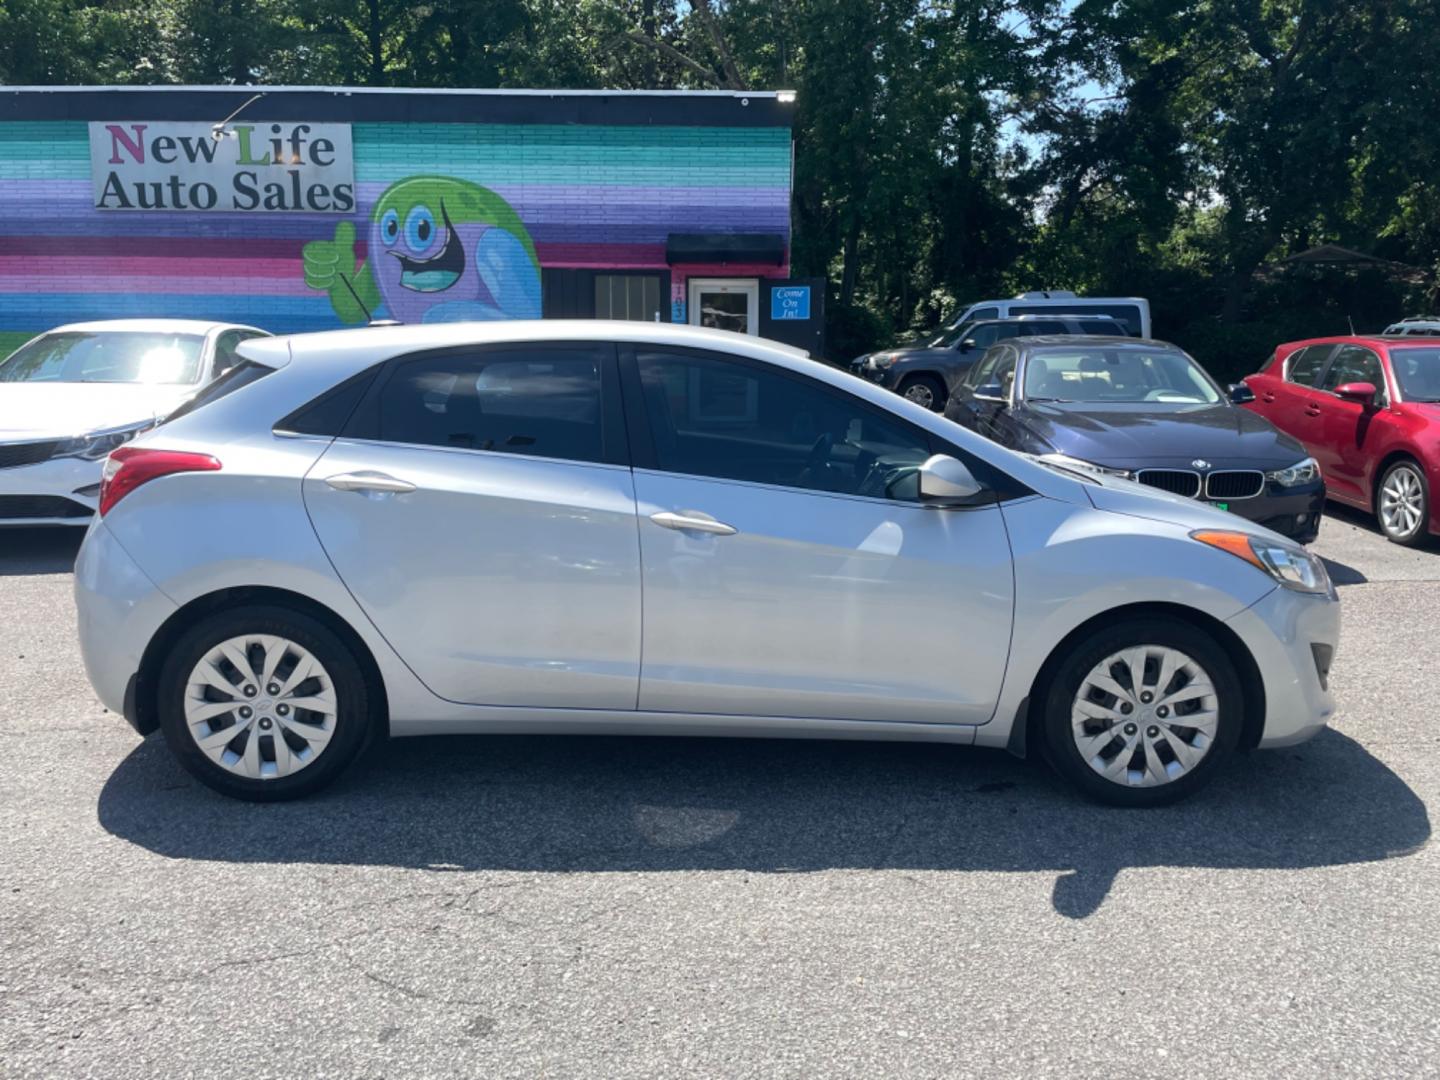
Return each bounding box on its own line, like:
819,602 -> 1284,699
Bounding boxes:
634,349 -> 931,501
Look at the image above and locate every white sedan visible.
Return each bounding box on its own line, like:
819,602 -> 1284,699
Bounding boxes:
0,319 -> 268,526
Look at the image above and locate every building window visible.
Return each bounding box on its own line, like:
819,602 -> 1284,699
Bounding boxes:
595,275 -> 662,322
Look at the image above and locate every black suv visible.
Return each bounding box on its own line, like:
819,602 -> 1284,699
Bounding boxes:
850,314 -> 1130,410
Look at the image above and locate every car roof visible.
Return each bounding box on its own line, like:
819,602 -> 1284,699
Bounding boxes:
1277,334 -> 1439,351
42,318 -> 262,336
242,319 -> 812,371
1016,335 -> 1178,349
970,314 -> 1124,324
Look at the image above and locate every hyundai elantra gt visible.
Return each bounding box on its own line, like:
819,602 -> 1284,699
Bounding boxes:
74,322 -> 1338,806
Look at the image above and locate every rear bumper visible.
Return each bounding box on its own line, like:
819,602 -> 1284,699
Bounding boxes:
1225,584 -> 1340,748
74,520 -> 177,725
0,455 -> 101,526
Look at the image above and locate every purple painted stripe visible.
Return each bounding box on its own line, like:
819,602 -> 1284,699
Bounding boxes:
4,178 -> 790,206
0,213 -> 788,244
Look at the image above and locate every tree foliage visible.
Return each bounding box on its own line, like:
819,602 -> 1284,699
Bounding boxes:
3,0 -> 1438,369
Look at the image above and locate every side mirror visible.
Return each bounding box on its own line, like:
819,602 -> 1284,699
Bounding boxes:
973,382 -> 1007,404
918,454 -> 986,505
1228,382 -> 1256,405
961,338 -> 977,350
1335,381 -> 1377,405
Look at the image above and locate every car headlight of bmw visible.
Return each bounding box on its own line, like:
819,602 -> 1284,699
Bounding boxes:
53,420 -> 156,461
1265,456 -> 1320,487
1037,453 -> 1134,480
1192,529 -> 1332,595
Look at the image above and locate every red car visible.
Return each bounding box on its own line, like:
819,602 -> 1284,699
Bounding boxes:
1243,335 -> 1440,545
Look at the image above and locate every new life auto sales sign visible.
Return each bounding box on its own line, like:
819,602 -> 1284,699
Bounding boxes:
88,121 -> 355,212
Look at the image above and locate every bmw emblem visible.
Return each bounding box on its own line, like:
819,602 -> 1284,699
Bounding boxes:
1192,459 -> 1211,470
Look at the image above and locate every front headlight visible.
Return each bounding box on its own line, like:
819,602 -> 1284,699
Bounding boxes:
1192,529 -> 1332,594
53,420 -> 156,461
1037,453 -> 1134,480
870,352 -> 903,369
1266,456 -> 1320,487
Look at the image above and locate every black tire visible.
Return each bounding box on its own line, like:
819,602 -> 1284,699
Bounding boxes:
1038,617 -> 1244,808
897,373 -> 947,411
157,605 -> 375,801
1376,459 -> 1431,547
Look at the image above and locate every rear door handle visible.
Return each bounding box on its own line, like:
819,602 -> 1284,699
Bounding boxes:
325,470 -> 417,495
649,510 -> 737,536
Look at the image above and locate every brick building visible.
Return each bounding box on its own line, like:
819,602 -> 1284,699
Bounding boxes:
0,86 -> 821,358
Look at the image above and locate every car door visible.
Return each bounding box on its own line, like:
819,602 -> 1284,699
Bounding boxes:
1260,344 -> 1335,449
623,344 -> 1014,725
303,341 -> 642,709
1312,344 -> 1390,502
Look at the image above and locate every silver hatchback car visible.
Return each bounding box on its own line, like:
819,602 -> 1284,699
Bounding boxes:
75,322 -> 1339,807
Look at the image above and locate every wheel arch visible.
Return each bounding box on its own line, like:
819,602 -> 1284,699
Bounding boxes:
1371,448 -> 1426,512
1007,601 -> 1266,759
130,585 -> 389,739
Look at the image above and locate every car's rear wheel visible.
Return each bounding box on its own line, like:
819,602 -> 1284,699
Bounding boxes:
1039,617 -> 1243,807
157,605 -> 373,801
898,373 -> 946,411
1377,460 -> 1430,546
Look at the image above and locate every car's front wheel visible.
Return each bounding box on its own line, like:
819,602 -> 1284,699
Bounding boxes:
898,373 -> 946,411
1377,459 -> 1430,546
1039,617 -> 1243,807
157,605 -> 374,801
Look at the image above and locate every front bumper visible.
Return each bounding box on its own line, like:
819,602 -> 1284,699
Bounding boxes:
0,454 -> 102,526
1220,479 -> 1326,544
1225,583 -> 1340,748
849,359 -> 894,388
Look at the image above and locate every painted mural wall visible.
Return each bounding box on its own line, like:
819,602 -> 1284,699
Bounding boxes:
0,119 -> 792,357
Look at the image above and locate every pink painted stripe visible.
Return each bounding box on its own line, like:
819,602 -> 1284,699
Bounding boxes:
0,273 -> 316,297
0,255 -> 305,278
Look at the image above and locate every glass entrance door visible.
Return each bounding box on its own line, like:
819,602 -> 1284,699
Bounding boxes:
687,278 -> 759,335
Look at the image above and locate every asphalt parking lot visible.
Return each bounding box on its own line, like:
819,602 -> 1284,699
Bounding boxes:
2,508 -> 1437,1078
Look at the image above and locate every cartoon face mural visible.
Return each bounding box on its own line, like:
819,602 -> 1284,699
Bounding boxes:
303,176 -> 542,325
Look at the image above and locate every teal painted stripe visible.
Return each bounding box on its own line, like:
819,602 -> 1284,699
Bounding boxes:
352,122 -> 790,147
353,161 -> 790,186
0,140 -> 90,158
0,159 -> 91,179
0,121 -> 88,141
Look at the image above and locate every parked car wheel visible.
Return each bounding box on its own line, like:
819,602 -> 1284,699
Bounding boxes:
157,605 -> 374,801
1039,617 -> 1242,807
898,373 -> 946,411
1376,459 -> 1430,546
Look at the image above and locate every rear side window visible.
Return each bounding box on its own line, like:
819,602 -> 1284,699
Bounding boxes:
1284,345 -> 1334,386
278,367 -> 379,436
1010,304 -> 1143,335
1021,320 -> 1068,336
367,344 -> 613,465
163,360 -> 274,424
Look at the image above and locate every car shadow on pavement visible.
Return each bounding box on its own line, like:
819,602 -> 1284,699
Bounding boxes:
0,526 -> 84,575
97,728 -> 1429,919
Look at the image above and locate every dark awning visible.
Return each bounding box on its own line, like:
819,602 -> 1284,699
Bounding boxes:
666,232 -> 786,266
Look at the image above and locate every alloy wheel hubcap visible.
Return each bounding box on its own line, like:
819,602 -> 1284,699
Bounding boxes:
904,384 -> 935,408
1380,468 -> 1423,537
184,634 -> 337,780
1071,644 -> 1219,787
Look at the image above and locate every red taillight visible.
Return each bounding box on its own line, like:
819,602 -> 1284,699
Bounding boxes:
99,447 -> 221,516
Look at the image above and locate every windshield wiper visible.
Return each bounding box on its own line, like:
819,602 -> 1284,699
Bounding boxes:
1025,396 -> 1071,403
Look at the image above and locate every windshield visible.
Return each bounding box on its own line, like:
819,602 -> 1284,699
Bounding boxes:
929,322 -> 975,348
1390,347 -> 1440,401
1022,346 -> 1221,404
0,331 -> 206,385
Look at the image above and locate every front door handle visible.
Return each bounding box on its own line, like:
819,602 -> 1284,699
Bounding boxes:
649,510 -> 737,536
325,470 -> 417,495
